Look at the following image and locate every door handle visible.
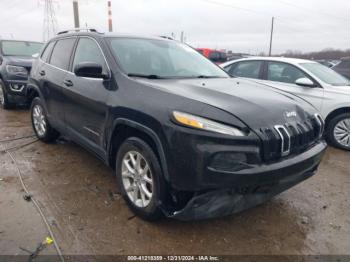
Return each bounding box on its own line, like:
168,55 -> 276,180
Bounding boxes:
39,70 -> 45,76
63,79 -> 73,87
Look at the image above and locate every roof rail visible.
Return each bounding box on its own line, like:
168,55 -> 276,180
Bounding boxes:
57,28 -> 101,35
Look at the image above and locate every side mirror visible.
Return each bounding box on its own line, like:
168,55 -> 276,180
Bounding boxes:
74,62 -> 107,79
295,77 -> 316,87
32,53 -> 39,58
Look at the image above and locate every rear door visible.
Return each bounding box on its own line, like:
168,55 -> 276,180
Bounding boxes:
258,61 -> 324,111
228,60 -> 264,80
63,37 -> 110,156
39,38 -> 77,128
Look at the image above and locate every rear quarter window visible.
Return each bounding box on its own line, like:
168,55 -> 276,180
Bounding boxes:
49,38 -> 76,70
40,41 -> 55,63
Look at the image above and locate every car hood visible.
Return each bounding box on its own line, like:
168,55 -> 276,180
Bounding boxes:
138,77 -> 316,129
4,55 -> 34,68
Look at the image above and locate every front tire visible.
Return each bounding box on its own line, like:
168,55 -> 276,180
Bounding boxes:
0,80 -> 13,110
31,97 -> 59,142
116,137 -> 165,221
327,113 -> 350,151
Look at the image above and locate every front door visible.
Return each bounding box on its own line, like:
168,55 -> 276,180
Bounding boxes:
63,37 -> 110,154
258,61 -> 324,111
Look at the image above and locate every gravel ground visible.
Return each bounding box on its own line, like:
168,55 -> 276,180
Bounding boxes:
0,108 -> 350,259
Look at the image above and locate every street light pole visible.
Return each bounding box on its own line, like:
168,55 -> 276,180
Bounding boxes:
269,17 -> 274,56
73,0 -> 80,28
108,0 -> 113,32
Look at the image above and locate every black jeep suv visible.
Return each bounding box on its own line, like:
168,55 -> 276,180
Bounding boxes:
0,40 -> 43,109
28,30 -> 327,220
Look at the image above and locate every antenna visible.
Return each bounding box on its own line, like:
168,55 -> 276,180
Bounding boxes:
42,0 -> 58,42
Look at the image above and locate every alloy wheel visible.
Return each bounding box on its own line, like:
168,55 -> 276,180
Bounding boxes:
0,85 -> 4,106
334,118 -> 350,148
32,104 -> 47,137
121,151 -> 153,208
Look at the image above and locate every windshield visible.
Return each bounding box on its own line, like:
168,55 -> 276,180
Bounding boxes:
108,38 -> 229,78
301,62 -> 350,86
1,41 -> 43,56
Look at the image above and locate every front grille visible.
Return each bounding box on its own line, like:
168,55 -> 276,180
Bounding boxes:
258,114 -> 324,162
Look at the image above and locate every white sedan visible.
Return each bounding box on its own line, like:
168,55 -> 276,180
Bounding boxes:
221,57 -> 350,150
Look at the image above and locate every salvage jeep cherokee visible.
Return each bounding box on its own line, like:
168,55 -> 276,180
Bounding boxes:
27,29 -> 327,221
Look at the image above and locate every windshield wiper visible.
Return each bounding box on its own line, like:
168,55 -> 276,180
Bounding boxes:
195,75 -> 225,79
127,73 -> 165,79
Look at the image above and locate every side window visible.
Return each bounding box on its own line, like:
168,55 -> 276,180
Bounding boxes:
49,38 -> 76,70
230,61 -> 262,79
40,41 -> 55,62
267,62 -> 309,84
72,38 -> 107,73
223,64 -> 233,73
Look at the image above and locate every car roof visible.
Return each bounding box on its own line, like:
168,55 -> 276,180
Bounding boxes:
0,39 -> 43,44
221,56 -> 317,67
50,31 -> 173,42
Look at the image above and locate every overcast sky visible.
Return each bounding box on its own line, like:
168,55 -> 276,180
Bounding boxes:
0,0 -> 349,54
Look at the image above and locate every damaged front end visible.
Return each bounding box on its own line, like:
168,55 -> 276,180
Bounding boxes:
163,166 -> 317,221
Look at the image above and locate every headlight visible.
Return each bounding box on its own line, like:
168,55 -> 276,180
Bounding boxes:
6,65 -> 28,76
173,111 -> 246,136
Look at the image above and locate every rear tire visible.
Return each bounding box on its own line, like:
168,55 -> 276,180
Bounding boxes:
326,113 -> 350,151
0,80 -> 14,110
115,137 -> 166,221
31,97 -> 59,143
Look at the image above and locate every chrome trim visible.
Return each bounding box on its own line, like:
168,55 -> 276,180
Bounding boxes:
274,125 -> 291,156
314,113 -> 324,138
38,36 -> 111,79
83,126 -> 100,137
9,83 -> 26,92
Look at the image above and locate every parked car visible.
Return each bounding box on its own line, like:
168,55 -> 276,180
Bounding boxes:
0,39 -> 43,109
196,48 -> 227,64
221,57 -> 350,150
315,59 -> 335,68
28,30 -> 326,221
227,53 -> 251,62
332,57 -> 350,80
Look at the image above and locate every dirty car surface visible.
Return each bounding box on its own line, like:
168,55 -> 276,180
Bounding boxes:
28,31 -> 326,220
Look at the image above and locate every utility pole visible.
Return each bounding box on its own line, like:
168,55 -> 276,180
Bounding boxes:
268,17 -> 274,56
180,31 -> 184,43
107,0 -> 113,32
42,0 -> 58,41
73,0 -> 80,29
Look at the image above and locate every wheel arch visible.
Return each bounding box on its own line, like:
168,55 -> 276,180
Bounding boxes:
26,83 -> 42,105
325,107 -> 350,132
108,118 -> 169,181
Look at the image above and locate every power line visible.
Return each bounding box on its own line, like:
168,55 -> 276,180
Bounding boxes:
0,5 -> 39,26
200,0 -> 350,27
277,0 -> 350,23
201,0 -> 278,18
42,0 -> 58,42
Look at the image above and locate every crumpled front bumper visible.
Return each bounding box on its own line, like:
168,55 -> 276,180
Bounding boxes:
164,141 -> 326,221
168,168 -> 315,220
